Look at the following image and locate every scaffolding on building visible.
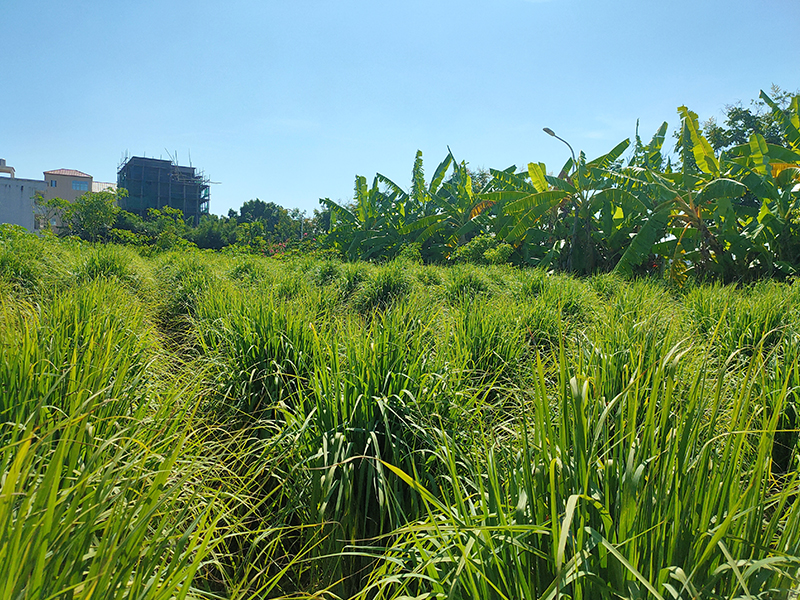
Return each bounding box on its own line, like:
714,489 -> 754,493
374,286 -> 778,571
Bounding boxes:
117,153 -> 210,225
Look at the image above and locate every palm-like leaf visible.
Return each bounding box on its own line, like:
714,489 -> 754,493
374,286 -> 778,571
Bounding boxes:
678,106 -> 719,176
760,90 -> 800,151
614,208 -> 671,276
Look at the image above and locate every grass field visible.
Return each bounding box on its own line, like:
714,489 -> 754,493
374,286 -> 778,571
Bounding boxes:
1,231 -> 799,599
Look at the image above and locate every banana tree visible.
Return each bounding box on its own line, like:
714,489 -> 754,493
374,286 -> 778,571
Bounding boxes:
614,107 -> 752,282
557,140 -> 635,273
721,91 -> 800,275
321,175 -> 407,260
366,149 -> 459,262
399,149 -> 493,260
477,136 -> 652,273
373,150 -> 454,228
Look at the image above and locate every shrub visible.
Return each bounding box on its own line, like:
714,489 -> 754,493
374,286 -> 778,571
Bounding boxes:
396,242 -> 423,265
452,234 -> 496,264
74,244 -> 145,291
483,242 -> 514,265
353,263 -> 412,313
446,266 -> 491,302
312,260 -> 341,286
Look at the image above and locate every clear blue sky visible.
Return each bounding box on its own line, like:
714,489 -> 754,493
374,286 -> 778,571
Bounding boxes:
2,0 -> 798,217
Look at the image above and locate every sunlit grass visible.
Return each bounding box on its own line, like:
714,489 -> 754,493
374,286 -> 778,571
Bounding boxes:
1,236 -> 798,599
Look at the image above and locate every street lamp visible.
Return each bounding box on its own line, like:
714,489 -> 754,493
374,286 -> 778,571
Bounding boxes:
544,127 -> 586,273
543,127 -> 577,172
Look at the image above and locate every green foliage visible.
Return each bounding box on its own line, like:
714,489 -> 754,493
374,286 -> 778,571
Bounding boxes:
226,254 -> 270,284
0,227 -> 71,296
483,242 -> 513,264
336,262 -> 370,300
152,250 -> 219,335
312,259 -> 341,286
314,87 -> 800,284
105,198 -> 316,256
360,343 -> 800,600
3,106 -> 800,600
685,280 -> 794,359
451,233 -> 511,264
53,189 -> 124,241
145,206 -> 194,250
704,84 -> 799,152
30,85 -> 796,281
353,263 -> 413,313
449,297 -> 527,383
301,308 -> 447,595
0,279 -> 219,600
0,239 -> 44,294
73,244 -> 148,292
445,265 -> 491,301
396,242 -> 423,265
189,213 -> 237,249
196,284 -> 317,418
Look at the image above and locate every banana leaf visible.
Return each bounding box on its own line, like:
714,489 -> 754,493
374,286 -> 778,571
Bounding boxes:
614,209 -> 671,275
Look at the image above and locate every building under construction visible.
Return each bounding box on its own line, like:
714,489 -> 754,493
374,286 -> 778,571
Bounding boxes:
117,156 -> 210,224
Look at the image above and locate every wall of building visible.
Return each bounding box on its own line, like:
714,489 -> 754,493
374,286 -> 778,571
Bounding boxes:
0,177 -> 46,230
42,172 -> 94,204
92,181 -> 117,193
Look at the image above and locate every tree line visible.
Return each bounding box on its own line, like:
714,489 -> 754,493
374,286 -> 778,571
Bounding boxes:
36,87 -> 800,283
37,194 -> 330,255
321,88 -> 800,283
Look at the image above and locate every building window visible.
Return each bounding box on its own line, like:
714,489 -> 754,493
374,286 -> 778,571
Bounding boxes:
72,181 -> 89,191
50,180 -> 57,187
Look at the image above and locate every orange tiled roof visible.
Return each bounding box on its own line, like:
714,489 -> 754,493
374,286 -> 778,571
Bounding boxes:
43,169 -> 92,178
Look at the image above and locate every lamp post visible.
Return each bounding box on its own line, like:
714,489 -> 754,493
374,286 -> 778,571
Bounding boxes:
543,128 -> 586,273
543,127 -> 577,172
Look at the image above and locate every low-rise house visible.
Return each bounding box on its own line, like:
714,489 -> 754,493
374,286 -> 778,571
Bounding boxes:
42,169 -> 94,204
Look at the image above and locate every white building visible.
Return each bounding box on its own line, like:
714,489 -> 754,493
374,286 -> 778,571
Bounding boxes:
0,159 -> 46,231
0,160 -> 118,231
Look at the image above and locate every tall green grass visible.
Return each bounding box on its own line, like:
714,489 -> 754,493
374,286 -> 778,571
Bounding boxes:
1,280 -> 160,425
195,281 -> 318,419
0,226 -> 73,297
360,342 -> 800,599
1,236 -> 798,599
0,278 -> 219,599
685,281 -> 797,360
